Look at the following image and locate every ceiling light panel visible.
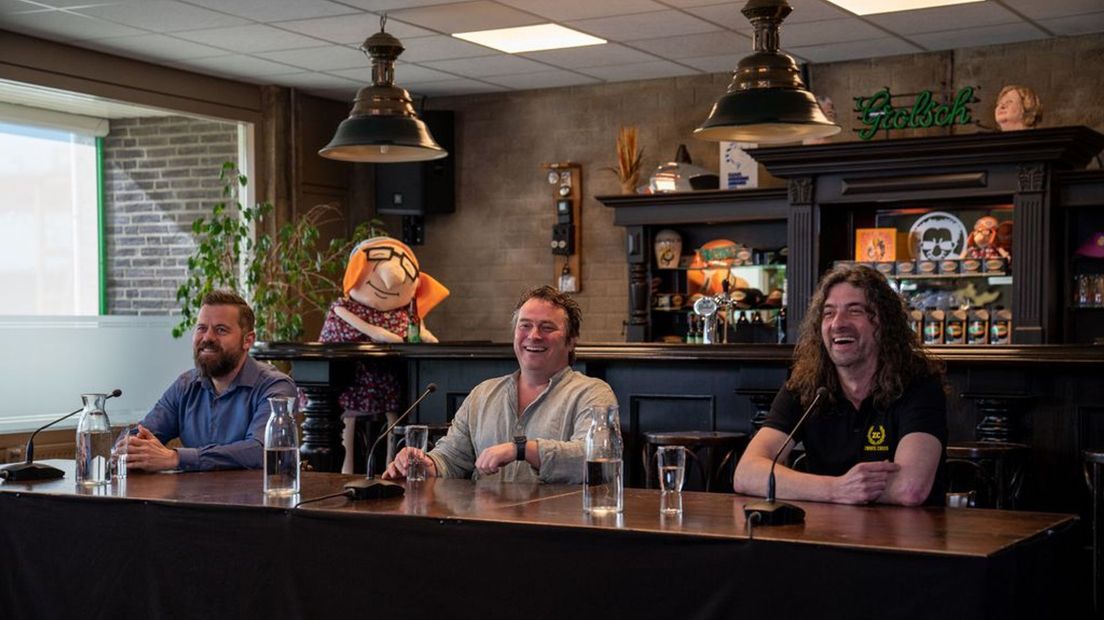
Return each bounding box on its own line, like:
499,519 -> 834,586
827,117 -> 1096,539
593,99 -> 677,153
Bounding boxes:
825,0 -> 986,16
453,24 -> 606,53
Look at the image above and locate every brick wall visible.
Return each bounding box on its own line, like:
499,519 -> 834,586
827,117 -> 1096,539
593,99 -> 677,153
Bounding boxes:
103,116 -> 238,315
418,33 -> 1104,343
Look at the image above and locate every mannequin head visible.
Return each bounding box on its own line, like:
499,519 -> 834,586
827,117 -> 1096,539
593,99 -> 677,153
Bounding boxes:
342,237 -> 448,314
995,85 -> 1042,131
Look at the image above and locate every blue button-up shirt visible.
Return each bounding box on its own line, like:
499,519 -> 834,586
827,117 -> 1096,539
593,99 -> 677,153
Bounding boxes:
140,356 -> 297,471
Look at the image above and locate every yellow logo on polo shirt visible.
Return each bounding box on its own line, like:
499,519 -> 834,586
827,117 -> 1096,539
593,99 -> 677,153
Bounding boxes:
864,424 -> 889,452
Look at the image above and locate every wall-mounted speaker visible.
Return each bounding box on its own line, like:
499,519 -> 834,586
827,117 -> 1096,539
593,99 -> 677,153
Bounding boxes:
375,110 -> 455,216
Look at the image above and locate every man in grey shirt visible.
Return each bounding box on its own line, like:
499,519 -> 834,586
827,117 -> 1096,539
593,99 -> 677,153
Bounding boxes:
383,286 -> 616,484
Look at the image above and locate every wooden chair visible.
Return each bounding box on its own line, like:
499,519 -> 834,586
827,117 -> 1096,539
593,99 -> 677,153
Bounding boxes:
641,431 -> 748,492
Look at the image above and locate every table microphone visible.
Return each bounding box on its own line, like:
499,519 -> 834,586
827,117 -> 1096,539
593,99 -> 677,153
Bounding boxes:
344,383 -> 437,500
0,389 -> 123,482
743,387 -> 828,526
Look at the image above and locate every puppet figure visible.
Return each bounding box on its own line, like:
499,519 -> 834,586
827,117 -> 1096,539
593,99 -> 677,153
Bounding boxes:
961,216 -> 1011,260
320,237 -> 449,472
994,85 -> 1042,132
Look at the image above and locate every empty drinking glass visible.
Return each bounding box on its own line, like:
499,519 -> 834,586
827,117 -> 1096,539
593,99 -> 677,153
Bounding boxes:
405,425 -> 429,482
112,424 -> 136,480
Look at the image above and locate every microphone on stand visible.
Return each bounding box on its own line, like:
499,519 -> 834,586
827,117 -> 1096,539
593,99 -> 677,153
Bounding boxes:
344,383 -> 437,500
743,387 -> 828,526
0,389 -> 123,482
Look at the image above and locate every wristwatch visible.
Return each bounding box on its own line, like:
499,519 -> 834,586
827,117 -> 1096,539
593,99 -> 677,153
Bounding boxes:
513,435 -> 527,462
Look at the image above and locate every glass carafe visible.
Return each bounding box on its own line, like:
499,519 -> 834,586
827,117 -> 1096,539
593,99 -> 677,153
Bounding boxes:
264,396 -> 300,496
583,405 -> 623,514
75,393 -> 112,487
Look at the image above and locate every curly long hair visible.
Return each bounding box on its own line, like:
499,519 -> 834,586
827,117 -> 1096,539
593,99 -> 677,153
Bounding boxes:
786,264 -> 944,409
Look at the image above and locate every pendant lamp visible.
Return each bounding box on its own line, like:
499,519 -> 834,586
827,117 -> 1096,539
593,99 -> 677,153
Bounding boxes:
695,0 -> 840,145
319,16 -> 447,163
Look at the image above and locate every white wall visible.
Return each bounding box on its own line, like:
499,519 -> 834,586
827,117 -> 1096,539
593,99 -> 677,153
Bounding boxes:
0,315 -> 193,433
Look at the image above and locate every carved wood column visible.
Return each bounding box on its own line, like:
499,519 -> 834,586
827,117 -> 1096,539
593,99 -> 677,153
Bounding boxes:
1012,162 -> 1049,344
626,225 -> 649,342
786,177 -> 815,340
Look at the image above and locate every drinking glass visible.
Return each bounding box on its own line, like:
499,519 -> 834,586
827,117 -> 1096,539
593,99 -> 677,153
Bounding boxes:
112,424 -> 137,480
657,445 -> 686,515
405,425 -> 429,482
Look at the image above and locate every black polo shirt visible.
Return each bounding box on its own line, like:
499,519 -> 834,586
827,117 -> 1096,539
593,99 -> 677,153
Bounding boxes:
763,375 -> 948,505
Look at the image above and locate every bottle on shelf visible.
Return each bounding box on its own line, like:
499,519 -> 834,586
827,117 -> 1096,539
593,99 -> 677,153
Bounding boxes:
685,315 -> 695,344
406,298 -> 421,343
922,307 -> 944,345
990,306 -> 1012,344
967,308 -> 989,345
776,307 -> 787,344
907,307 -> 923,341
735,310 -> 751,343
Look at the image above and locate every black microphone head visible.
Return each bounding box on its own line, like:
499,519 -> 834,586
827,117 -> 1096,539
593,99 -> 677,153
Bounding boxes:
109,389 -> 123,399
426,383 -> 437,393
815,387 -> 829,399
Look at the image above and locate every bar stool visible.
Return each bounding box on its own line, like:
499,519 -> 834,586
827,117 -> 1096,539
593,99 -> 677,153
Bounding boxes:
642,431 -> 748,492
386,423 -> 451,464
1084,450 -> 1104,614
945,441 -> 1029,509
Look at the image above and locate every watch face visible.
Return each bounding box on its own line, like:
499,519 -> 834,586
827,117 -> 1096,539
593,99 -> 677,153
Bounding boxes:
547,171 -> 560,184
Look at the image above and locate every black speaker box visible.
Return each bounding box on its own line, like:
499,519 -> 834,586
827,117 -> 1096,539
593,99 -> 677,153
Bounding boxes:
375,110 -> 455,216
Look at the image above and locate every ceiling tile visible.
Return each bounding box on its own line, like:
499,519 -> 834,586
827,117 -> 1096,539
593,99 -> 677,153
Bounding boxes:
567,10 -> 721,41
1037,11 -> 1104,35
389,1 -> 542,33
0,0 -> 52,15
407,78 -> 507,97
781,17 -> 892,47
681,3 -> 754,31
177,53 -> 305,77
269,71 -> 362,89
253,45 -> 368,72
182,0 -> 358,22
520,42 -> 658,68
787,36 -> 922,63
786,0 -> 853,23
578,59 -> 699,80
866,2 -> 1021,35
496,0 -> 665,21
1001,0 -> 1104,20
679,52 -> 745,73
172,24 -> 328,53
421,54 -> 551,77
79,33 -> 229,60
74,1 -> 250,33
330,63 -> 458,83
910,22 -> 1051,50
0,9 -> 147,40
631,30 -> 746,59
274,13 -> 433,44
335,0 -> 464,11
655,0 -> 739,7
393,35 -> 498,62
484,69 -> 601,90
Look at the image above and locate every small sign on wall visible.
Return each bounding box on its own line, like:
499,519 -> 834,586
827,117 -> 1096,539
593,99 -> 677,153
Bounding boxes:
720,142 -> 758,190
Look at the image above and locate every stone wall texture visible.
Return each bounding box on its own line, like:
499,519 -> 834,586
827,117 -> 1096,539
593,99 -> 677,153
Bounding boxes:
417,33 -> 1104,343
103,116 -> 238,315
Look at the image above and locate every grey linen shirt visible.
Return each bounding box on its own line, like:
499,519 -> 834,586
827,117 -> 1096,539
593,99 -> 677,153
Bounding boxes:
427,366 -> 617,484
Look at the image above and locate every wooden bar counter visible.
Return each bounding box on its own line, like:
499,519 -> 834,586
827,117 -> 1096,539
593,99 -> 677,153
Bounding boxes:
0,461 -> 1079,619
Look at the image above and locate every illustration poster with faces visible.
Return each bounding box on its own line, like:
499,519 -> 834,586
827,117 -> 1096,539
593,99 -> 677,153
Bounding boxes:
907,211 -> 968,261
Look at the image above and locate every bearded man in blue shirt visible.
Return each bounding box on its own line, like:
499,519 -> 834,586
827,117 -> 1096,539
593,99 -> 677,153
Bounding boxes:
126,290 -> 297,472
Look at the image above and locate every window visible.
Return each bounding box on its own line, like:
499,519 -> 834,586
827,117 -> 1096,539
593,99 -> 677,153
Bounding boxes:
0,113 -> 104,315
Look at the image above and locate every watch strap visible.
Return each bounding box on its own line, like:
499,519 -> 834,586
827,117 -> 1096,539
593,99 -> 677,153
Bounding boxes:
514,436 -> 527,462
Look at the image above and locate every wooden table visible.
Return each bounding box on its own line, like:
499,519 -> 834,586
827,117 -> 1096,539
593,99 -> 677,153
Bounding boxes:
0,461 -> 1081,619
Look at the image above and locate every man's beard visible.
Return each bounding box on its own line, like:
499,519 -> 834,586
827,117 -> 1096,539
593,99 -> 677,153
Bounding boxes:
194,341 -> 244,378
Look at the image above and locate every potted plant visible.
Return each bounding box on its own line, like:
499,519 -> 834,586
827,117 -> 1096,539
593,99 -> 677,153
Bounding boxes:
174,162 -> 385,341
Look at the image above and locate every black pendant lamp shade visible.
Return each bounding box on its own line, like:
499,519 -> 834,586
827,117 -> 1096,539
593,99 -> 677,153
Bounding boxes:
319,18 -> 447,163
695,0 -> 840,145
